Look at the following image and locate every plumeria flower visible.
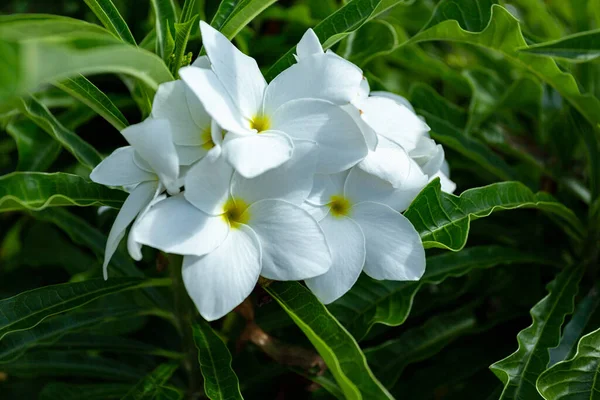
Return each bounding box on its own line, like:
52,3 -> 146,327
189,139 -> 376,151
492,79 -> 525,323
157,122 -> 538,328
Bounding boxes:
179,22 -> 367,179
90,118 -> 180,279
303,169 -> 426,304
132,142 -> 332,320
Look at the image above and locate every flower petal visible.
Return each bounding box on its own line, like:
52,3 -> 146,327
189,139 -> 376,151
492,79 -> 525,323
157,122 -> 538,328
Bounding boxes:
358,139 -> 416,188
191,55 -> 211,69
345,162 -> 428,212
127,190 -> 165,262
370,91 -> 415,112
410,136 -> 444,177
296,28 -> 323,59
133,195 -> 229,256
102,181 -> 159,279
343,104 -> 378,151
244,199 -> 331,280
351,201 -> 425,281
121,118 -> 179,189
222,130 -> 294,178
263,53 -> 363,114
301,201 -> 330,222
305,215 -> 365,303
182,224 -> 261,321
306,171 -> 348,205
90,146 -> 156,187
231,140 -> 317,205
199,21 -> 266,119
179,66 -> 250,135
432,168 -> 457,194
175,144 -> 207,166
271,99 -> 367,174
184,155 -> 233,215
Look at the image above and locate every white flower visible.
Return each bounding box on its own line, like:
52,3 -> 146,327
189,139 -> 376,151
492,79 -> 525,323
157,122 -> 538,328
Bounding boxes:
178,22 -> 368,179
303,170 -> 426,304
89,118 -> 180,278
132,142 -> 332,320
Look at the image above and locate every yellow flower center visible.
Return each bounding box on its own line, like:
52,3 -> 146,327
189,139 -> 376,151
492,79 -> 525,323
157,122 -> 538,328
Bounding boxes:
250,115 -> 271,133
200,126 -> 215,150
223,197 -> 250,227
329,195 -> 351,218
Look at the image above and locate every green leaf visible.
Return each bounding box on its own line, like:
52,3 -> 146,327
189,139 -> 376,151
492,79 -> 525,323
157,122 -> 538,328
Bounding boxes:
6,120 -> 62,171
0,306 -> 167,363
210,0 -> 242,32
329,246 -> 559,340
423,0 -> 498,32
265,0 -> 383,80
407,4 -> 600,134
181,0 -> 198,23
170,15 -> 199,77
150,0 -> 178,60
122,363 -> 180,400
192,319 -> 243,400
0,277 -> 169,340
404,179 -> 585,251
0,172 -> 127,212
344,20 -> 398,67
0,351 -> 144,380
264,281 -> 393,400
490,265 -> 585,400
54,75 -> 128,131
83,0 -> 136,45
537,327 -> 600,400
40,383 -> 131,400
567,109 -> 600,202
19,96 -> 103,169
521,29 -> 600,62
218,0 -> 278,40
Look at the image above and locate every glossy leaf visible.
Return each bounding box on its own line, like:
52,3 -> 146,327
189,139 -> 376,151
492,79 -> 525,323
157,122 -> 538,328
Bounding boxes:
345,20 -> 398,67
265,281 -> 393,400
490,265 -> 585,400
404,179 -> 585,251
329,246 -> 559,340
122,363 -> 180,400
522,29 -> 600,62
83,0 -> 136,45
218,0 -> 278,40
5,120 -> 62,171
0,172 -> 127,212
0,277 -> 169,340
210,0 -> 242,32
150,0 -> 177,60
40,383 -> 131,400
192,319 -> 243,400
423,0 -> 498,32
54,75 -> 128,131
537,327 -> 600,400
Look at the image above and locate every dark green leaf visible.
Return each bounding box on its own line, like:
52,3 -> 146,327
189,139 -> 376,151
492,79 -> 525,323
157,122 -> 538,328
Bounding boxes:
5,120 -> 62,171
490,266 -> 585,400
181,0 -> 198,23
345,20 -> 398,67
150,0 -> 178,60
40,383 -> 131,400
122,363 -> 180,400
210,0 -> 242,32
218,0 -> 278,40
423,0 -> 498,32
537,327 -> 600,400
567,109 -> 600,202
522,29 -> 600,62
192,319 -> 243,400
265,281 -> 393,400
83,0 -> 137,45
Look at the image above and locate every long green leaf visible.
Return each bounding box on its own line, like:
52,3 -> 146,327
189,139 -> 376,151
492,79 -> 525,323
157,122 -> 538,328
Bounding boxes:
490,265 -> 585,400
6,120 -> 62,171
210,0 -> 243,32
122,363 -> 180,400
54,75 -> 128,131
0,277 -> 169,340
218,0 -> 278,40
406,4 -> 600,133
170,15 -> 199,77
404,179 -> 584,251
522,29 -> 600,62
192,319 -> 243,400
40,383 -> 131,400
537,327 -> 600,400
0,172 -> 127,212
329,246 -> 559,340
83,0 -> 136,45
150,0 -> 177,60
265,281 -> 393,400
19,96 -> 102,168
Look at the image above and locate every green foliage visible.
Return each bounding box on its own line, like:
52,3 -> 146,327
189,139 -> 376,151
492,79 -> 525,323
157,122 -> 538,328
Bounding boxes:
523,29 -> 600,62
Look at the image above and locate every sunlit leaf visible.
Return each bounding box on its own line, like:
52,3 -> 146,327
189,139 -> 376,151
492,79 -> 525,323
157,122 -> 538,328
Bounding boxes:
83,0 -> 137,45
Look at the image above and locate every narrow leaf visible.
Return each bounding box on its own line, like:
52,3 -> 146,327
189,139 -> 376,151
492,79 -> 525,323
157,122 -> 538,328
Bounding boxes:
522,29 -> 600,62
83,0 -> 136,45
40,383 -> 131,400
122,363 -> 180,400
150,0 -> 178,60
218,0 -> 278,40
171,15 -> 199,77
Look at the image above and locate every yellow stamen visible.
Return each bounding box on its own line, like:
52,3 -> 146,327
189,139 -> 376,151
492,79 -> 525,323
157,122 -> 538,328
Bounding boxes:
250,115 -> 271,133
329,195 -> 352,218
223,197 -> 250,227
200,126 -> 215,150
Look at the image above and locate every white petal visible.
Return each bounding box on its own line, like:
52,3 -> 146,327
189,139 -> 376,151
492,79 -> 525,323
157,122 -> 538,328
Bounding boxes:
90,147 -> 156,187
432,170 -> 457,194
175,144 -> 207,166
182,224 -> 261,321
296,28 -> 323,59
127,189 -> 165,262
359,96 -> 428,152
222,130 -> 294,178
263,53 -> 363,114
343,104 -> 378,151
306,171 -> 348,206
271,99 -> 367,174
102,181 -> 158,279
358,141 -> 417,188
351,201 -> 425,281
301,201 -> 330,222
370,91 -> 415,112
179,66 -> 250,135
245,199 -> 331,280
305,215 -> 365,303
231,140 -> 317,205
184,155 -> 233,215
200,21 -> 266,119
121,118 -> 179,188
133,195 -> 229,256
410,136 -> 444,177
345,163 -> 427,212
191,55 -> 211,69
151,80 -> 209,146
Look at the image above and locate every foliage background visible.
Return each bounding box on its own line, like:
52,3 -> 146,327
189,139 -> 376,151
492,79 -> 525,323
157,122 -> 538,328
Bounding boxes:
1,0 -> 600,399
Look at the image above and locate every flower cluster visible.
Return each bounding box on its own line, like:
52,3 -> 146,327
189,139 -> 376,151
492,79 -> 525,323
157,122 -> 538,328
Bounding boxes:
91,22 -> 455,321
